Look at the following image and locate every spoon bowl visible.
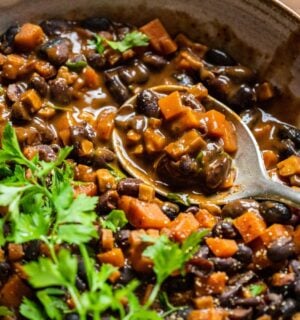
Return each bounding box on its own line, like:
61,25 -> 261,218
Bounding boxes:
112,85 -> 300,207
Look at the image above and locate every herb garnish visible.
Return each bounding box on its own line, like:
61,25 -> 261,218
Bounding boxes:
167,192 -> 191,206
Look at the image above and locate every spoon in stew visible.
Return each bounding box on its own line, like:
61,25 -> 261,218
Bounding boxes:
112,85 -> 300,208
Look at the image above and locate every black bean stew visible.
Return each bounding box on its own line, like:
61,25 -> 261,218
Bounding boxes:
0,17 -> 299,320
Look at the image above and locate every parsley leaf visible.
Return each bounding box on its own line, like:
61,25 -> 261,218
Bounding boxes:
107,31 -> 149,53
248,283 -> 265,296
101,209 -> 128,232
88,34 -> 105,54
106,163 -> 127,181
20,298 -> 45,320
0,306 -> 13,316
167,192 -> 191,206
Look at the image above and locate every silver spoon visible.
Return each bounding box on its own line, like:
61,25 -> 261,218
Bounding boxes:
112,85 -> 300,208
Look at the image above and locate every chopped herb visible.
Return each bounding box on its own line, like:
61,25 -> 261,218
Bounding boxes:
0,306 -> 13,316
66,59 -> 87,71
167,192 -> 191,206
107,31 -> 149,53
88,34 -> 105,54
159,292 -> 187,317
101,209 -> 128,232
47,102 -> 73,112
248,283 -> 265,297
106,163 -> 127,181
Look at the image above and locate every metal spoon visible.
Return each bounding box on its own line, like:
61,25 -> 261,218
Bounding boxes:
112,85 -> 300,207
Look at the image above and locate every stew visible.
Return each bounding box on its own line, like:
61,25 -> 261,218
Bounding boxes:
0,17 -> 299,320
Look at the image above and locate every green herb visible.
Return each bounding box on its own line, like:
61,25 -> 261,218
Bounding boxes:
88,34 -> 105,54
88,31 -> 149,55
167,192 -> 191,206
0,306 -> 13,316
106,163 -> 127,181
159,292 -> 187,317
248,283 -> 265,297
66,59 -> 88,72
143,230 -> 208,307
107,31 -> 149,53
20,298 -> 45,320
101,209 -> 128,232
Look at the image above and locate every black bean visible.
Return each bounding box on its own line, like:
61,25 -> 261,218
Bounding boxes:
185,206 -> 200,214
75,276 -> 87,291
229,271 -> 256,286
219,285 -> 241,306
182,93 -> 206,111
234,244 -> 253,264
222,199 -> 259,218
280,298 -> 298,319
172,307 -> 193,320
294,278 -> 300,296
212,221 -> 237,239
290,260 -> 300,274
6,82 -> 27,102
259,201 -> 291,224
142,52 -> 167,69
234,297 -> 261,307
173,72 -> 195,86
229,308 -> 253,320
49,78 -> 71,105
32,119 -> 57,144
11,101 -> 32,122
28,145 -> 58,162
104,73 -> 130,104
98,190 -> 119,214
279,139 -> 299,159
86,51 -> 106,70
115,229 -> 130,249
163,274 -> 194,293
205,49 -> 236,66
119,265 -> 136,284
64,313 -> 80,320
161,202 -> 180,220
40,19 -> 70,36
0,25 -> 19,54
81,17 -> 112,31
29,73 -> 49,97
91,147 -> 115,168
210,257 -> 243,273
118,61 -> 149,85
23,240 -> 40,261
117,178 -> 142,197
267,238 -> 295,262
77,259 -> 87,282
0,262 -> 11,281
136,89 -> 160,118
228,84 -> 256,111
278,125 -> 300,148
40,37 -> 72,65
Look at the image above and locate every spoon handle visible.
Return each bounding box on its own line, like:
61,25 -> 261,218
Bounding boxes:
255,177 -> 300,208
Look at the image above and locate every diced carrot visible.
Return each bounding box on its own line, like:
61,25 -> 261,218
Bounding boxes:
83,66 -> 101,89
143,128 -> 166,153
195,209 -> 217,229
193,296 -> 214,309
168,213 -> 200,242
158,91 -> 185,120
0,275 -> 32,308
59,128 -> 71,146
263,150 -> 278,169
138,183 -> 155,202
109,270 -> 121,283
96,109 -> 116,141
79,139 -> 94,156
7,244 -> 24,262
14,23 -> 45,51
220,169 -> 236,190
233,211 -> 266,243
140,19 -> 177,55
253,124 -> 272,141
251,238 -> 271,270
2,54 -> 27,80
101,229 -> 115,251
207,272 -> 228,294
75,164 -> 96,182
203,110 -> 226,138
21,89 -> 43,113
96,169 -> 116,193
188,83 -> 208,100
188,308 -> 227,320
170,107 -> 204,134
73,182 -> 98,197
97,248 -> 125,268
260,224 -> 290,246
206,238 -> 238,258
293,226 -> 300,253
176,50 -> 203,70
34,60 -> 56,79
271,272 -> 295,287
277,155 -> 300,177
118,196 -> 170,229
221,120 -> 237,153
164,129 -> 206,160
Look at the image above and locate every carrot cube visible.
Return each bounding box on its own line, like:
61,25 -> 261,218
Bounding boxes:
206,238 -> 238,258
158,91 -> 185,120
195,209 -> 217,229
97,248 -> 125,267
14,23 -> 45,51
260,224 -> 290,246
204,110 -> 226,137
168,213 -> 200,242
277,155 -> 300,177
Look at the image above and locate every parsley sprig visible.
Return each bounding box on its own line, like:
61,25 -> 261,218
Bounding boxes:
88,30 -> 149,54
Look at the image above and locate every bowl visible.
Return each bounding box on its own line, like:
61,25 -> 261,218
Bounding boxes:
0,0 -> 299,126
